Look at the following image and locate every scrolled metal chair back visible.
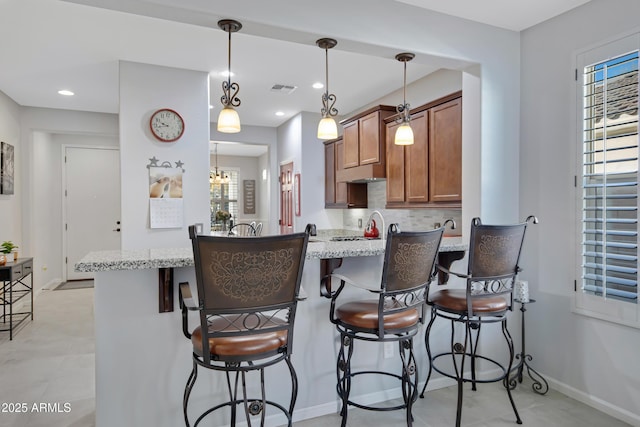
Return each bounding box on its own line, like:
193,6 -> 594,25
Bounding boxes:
189,225 -> 310,363
377,223 -> 449,328
465,217 -> 535,307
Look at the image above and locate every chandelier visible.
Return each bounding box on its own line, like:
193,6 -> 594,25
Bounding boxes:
210,143 -> 229,185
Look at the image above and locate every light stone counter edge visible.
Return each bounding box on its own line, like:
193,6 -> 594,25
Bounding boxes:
75,237 -> 467,273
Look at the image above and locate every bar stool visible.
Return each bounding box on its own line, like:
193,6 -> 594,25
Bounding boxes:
420,216 -> 538,427
329,221 -> 453,427
180,224 -> 314,426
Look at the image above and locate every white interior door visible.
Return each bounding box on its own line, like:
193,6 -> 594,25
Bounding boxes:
65,146 -> 121,280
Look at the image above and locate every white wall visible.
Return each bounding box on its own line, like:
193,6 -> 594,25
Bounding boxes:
0,91 -> 21,257
257,151 -> 271,232
277,112 -> 343,233
211,123 -> 279,234
119,61 -> 210,249
20,107 -> 118,291
30,132 -> 118,291
213,153 -> 262,224
521,0 -> 640,423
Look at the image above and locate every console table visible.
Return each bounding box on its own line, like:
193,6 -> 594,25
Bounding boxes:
0,258 -> 34,340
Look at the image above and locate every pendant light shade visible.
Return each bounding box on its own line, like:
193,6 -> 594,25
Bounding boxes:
395,123 -> 414,146
316,38 -> 338,140
394,52 -> 415,146
317,116 -> 338,140
217,19 -> 242,134
217,106 -> 240,133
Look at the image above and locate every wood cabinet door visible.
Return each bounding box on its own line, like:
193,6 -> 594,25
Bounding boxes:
324,142 -> 336,206
429,97 -> 462,202
335,139 -> 348,205
405,111 -> 429,203
342,120 -> 360,168
385,120 -> 405,203
359,111 -> 381,165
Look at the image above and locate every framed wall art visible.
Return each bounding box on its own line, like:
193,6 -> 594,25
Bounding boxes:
294,173 -> 301,216
1,142 -> 14,195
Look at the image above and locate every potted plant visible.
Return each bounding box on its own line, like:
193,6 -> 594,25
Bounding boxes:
215,210 -> 231,231
1,241 -> 18,262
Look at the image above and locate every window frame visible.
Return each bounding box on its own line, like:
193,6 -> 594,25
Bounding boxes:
210,167 -> 240,227
573,32 -> 640,328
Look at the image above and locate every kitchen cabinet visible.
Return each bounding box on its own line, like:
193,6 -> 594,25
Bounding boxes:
429,96 -> 462,202
385,92 -> 462,208
324,138 -> 367,208
337,105 -> 396,182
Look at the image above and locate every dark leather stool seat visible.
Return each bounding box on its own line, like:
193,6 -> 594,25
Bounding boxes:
191,324 -> 288,358
336,301 -> 419,330
430,289 -> 508,314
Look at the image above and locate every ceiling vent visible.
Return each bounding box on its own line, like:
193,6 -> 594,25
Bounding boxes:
270,84 -> 297,94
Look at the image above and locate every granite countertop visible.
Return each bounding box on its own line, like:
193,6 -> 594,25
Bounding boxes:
75,234 -> 467,273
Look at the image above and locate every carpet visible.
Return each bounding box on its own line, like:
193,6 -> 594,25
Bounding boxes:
55,280 -> 94,290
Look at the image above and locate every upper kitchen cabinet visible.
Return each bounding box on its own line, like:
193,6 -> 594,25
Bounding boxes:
429,96 -> 462,203
324,138 -> 367,209
337,105 -> 396,182
385,91 -> 462,208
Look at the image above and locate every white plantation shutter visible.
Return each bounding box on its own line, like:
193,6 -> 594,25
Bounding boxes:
581,50 -> 639,304
211,169 -> 239,225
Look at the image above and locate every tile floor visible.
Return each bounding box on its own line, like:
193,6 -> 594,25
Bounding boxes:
0,288 -> 632,427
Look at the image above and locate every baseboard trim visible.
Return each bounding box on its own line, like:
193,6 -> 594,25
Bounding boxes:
41,278 -> 63,290
547,376 -> 640,426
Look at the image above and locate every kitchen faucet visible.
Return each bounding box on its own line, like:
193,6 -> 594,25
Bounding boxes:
366,210 -> 386,240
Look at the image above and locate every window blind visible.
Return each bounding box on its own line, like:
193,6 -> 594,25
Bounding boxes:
210,169 -> 239,225
581,51 -> 639,303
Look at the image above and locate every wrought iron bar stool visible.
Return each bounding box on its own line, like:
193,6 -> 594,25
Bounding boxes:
179,223 -> 314,426
419,216 -> 538,427
329,221 -> 453,427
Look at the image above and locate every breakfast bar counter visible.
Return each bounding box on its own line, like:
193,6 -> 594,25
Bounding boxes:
75,236 -> 466,272
76,234 -> 467,427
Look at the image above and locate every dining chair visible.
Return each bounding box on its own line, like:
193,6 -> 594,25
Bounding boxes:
420,216 -> 538,427
228,222 -> 257,237
328,221 -> 453,427
180,223 -> 315,426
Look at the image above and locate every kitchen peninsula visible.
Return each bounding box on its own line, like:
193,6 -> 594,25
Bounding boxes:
76,233 -> 466,427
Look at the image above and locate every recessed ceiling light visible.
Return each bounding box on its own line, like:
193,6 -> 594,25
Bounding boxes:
219,70 -> 235,78
209,105 -> 214,109
312,82 -> 324,89
58,90 -> 74,96
275,111 -> 285,116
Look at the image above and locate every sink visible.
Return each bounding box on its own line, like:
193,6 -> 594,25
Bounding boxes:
330,236 -> 380,242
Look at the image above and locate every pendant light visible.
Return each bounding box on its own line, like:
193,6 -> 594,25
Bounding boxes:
316,38 -> 339,140
211,143 -> 229,185
394,53 -> 415,145
217,19 -> 242,133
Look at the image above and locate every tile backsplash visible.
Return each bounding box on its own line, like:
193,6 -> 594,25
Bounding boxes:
341,181 -> 462,234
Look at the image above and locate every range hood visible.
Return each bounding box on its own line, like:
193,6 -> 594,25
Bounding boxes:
336,164 -> 386,183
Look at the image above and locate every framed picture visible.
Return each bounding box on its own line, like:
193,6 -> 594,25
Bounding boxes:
1,142 -> 14,195
294,173 -> 301,216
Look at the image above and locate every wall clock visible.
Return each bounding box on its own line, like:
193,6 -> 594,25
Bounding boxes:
149,108 -> 185,142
